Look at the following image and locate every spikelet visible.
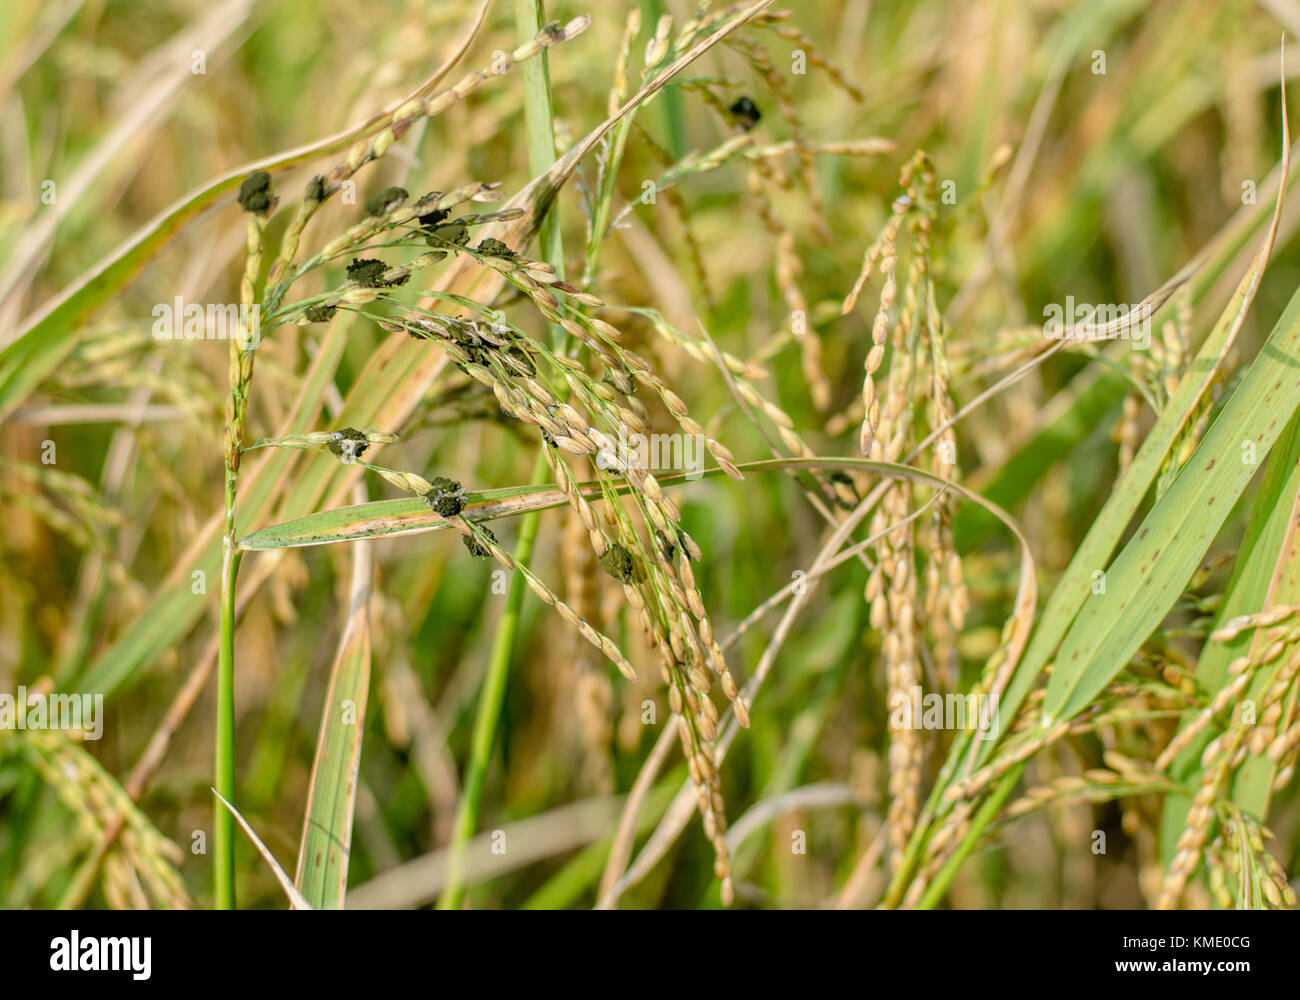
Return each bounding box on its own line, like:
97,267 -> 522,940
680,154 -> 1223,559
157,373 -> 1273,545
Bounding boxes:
14,730 -> 189,909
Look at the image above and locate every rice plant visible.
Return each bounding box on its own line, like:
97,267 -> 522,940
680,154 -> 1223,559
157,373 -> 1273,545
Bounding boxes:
1,0 -> 1299,915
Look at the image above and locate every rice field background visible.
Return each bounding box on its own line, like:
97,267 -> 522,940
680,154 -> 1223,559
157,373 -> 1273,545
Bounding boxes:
2,0 -> 1299,911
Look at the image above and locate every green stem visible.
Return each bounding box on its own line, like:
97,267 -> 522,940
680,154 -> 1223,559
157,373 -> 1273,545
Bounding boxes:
437,453 -> 547,909
213,210 -> 264,909
214,541 -> 238,909
644,0 -> 686,159
517,0 -> 563,287
437,0 -> 564,910
915,764 -> 1023,910
583,115 -> 636,288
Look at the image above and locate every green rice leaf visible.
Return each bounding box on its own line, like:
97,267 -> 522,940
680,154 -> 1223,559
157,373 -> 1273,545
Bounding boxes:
1044,281 -> 1300,721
